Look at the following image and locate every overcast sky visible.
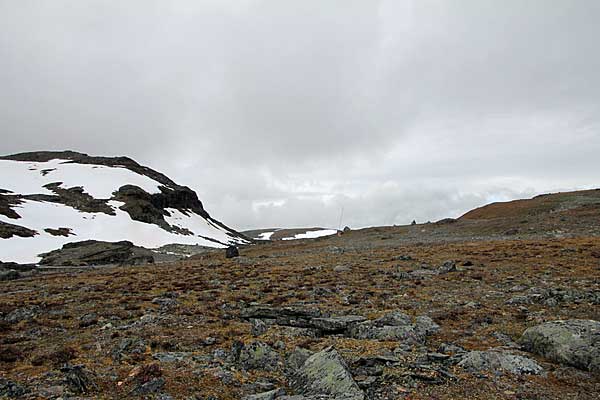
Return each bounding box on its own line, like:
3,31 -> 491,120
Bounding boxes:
1,1 -> 599,230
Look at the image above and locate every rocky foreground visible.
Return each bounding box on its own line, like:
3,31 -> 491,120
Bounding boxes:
1,227 -> 600,399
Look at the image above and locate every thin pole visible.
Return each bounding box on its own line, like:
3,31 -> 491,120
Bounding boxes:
338,206 -> 344,231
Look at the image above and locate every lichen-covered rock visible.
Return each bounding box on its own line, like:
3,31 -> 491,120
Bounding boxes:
347,322 -> 419,342
458,350 -> 543,375
414,315 -> 441,336
311,316 -> 366,332
238,342 -> 281,371
346,311 -> 434,344
242,388 -> 286,400
286,348 -> 314,372
519,319 -> 600,372
291,346 -> 364,400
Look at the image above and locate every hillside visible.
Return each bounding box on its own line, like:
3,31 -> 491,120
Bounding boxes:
0,151 -> 249,263
460,189 -> 600,220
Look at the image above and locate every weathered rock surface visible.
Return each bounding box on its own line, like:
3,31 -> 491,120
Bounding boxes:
520,319 -> 600,372
241,307 -> 438,344
291,347 -> 364,400
0,269 -> 20,281
237,341 -> 281,371
242,388 -> 286,400
347,311 -> 439,343
458,350 -> 544,375
38,240 -> 155,266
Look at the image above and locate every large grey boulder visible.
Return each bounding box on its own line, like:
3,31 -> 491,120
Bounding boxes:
519,319 -> 600,372
458,350 -> 544,375
291,347 -> 364,400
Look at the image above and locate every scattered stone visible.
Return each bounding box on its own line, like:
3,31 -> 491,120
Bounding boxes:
458,350 -> 543,375
152,295 -> 179,308
414,316 -> 441,336
133,377 -> 166,395
153,352 -> 190,363
311,315 -> 367,333
226,246 -> 240,258
61,364 -> 98,394
238,341 -> 281,371
520,319 -> 600,372
0,269 -> 20,281
78,313 -> 98,328
0,378 -> 28,398
333,265 -> 351,273
242,388 -> 286,400
4,306 -> 40,324
112,337 -> 146,361
251,318 -> 269,336
439,260 -> 458,273
347,311 -> 436,344
291,346 -> 364,400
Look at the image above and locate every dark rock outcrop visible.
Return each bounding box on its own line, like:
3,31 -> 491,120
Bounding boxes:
44,227 -> 74,237
0,221 -> 37,239
38,240 -> 155,266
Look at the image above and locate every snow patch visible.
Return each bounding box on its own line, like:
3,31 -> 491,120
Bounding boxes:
0,159 -> 163,198
282,229 -> 338,240
0,200 -> 235,263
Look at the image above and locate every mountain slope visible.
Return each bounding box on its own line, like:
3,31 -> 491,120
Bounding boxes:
0,151 -> 249,263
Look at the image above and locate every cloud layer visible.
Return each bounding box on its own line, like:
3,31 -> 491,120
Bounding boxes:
1,1 -> 599,230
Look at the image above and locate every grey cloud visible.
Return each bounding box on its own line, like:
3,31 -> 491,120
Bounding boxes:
1,1 -> 599,230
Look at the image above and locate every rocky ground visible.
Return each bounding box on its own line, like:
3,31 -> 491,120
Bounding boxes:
1,223 -> 600,399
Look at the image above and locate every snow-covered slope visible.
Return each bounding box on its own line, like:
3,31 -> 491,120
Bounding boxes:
0,152 -> 249,263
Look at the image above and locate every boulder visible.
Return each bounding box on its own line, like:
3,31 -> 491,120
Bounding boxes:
0,269 -> 20,281
226,246 -> 240,258
238,342 -> 281,371
519,319 -> 600,372
458,350 -> 543,375
38,240 -> 154,266
291,347 -> 364,400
